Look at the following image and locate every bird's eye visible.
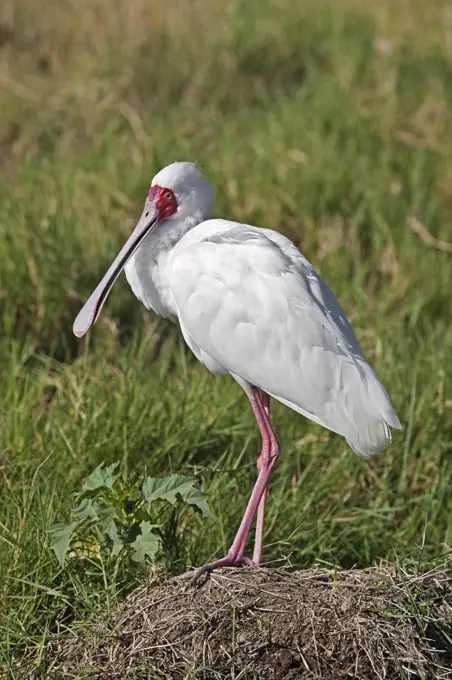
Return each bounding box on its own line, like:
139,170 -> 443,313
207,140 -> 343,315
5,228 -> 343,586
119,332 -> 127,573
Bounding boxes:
164,192 -> 173,201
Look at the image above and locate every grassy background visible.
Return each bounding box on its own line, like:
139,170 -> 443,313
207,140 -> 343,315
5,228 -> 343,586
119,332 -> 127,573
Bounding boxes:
1,0 -> 451,672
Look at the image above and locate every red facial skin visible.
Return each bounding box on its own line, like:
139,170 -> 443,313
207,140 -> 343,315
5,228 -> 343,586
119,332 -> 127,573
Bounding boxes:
148,185 -> 178,222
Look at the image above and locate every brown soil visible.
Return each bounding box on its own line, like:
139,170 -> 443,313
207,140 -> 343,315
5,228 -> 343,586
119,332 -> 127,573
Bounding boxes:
42,566 -> 451,679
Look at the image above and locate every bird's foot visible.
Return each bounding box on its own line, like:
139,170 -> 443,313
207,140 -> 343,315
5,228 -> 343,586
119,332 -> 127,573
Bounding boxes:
176,552 -> 256,586
242,556 -> 259,567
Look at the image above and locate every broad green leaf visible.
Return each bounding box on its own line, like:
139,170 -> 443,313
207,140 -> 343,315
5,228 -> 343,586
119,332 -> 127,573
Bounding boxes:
50,521 -> 79,567
130,521 -> 161,565
98,503 -> 119,540
111,535 -> 123,557
142,475 -> 211,515
179,486 -> 212,516
98,504 -> 123,556
81,462 -> 120,494
72,498 -> 99,521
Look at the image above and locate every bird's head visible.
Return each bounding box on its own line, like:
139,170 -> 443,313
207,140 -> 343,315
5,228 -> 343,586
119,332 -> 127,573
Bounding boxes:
149,161 -> 214,225
72,161 -> 213,338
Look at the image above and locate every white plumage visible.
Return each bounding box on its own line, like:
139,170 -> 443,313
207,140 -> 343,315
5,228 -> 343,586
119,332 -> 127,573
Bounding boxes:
74,161 -> 400,576
124,164 -> 400,455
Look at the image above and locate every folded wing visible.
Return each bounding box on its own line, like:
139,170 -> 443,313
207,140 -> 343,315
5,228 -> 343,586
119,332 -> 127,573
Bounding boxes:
170,221 -> 400,455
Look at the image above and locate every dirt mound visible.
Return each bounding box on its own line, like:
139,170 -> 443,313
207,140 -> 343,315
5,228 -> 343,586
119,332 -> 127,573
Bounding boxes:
45,566 -> 450,679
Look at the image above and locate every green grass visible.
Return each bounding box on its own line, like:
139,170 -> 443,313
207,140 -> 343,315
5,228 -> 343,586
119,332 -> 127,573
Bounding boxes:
0,0 -> 451,674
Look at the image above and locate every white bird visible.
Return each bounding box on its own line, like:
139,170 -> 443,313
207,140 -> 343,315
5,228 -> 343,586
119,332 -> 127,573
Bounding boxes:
73,161 -> 401,579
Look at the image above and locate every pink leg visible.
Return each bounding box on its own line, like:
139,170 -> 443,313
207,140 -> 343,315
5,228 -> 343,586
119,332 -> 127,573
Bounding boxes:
183,385 -> 280,582
234,389 -> 272,563
253,390 -> 272,564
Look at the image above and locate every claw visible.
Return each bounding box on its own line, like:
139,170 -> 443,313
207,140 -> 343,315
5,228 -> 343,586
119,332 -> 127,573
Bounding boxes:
242,556 -> 258,567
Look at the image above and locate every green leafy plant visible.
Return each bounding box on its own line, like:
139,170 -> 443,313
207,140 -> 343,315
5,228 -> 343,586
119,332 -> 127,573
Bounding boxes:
50,462 -> 210,571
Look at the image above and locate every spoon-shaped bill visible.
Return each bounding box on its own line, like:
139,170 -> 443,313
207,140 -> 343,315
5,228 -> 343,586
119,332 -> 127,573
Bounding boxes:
73,204 -> 159,338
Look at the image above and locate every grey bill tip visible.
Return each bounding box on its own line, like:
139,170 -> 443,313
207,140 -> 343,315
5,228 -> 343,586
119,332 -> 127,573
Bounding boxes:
72,301 -> 97,338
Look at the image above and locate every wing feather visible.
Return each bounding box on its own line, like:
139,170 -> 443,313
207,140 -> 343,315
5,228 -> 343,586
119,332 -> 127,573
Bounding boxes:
170,223 -> 400,455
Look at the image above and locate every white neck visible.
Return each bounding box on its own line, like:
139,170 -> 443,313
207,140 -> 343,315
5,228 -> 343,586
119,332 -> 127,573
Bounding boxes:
124,212 -> 203,319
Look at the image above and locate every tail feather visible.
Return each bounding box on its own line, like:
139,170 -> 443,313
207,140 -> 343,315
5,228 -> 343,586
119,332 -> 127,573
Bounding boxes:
267,356 -> 400,458
346,419 -> 392,456
342,358 -> 400,456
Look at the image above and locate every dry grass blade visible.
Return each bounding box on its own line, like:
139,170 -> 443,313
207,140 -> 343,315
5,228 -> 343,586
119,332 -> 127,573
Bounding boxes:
407,216 -> 452,253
